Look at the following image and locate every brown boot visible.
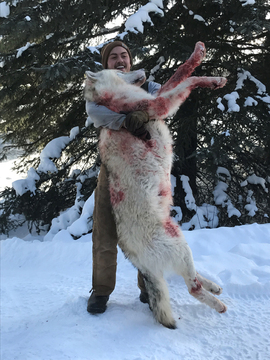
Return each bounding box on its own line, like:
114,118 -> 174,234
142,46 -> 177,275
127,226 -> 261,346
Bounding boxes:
87,292 -> 109,314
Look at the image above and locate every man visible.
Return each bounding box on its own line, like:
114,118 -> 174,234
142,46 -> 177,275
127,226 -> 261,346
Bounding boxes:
86,41 -> 161,314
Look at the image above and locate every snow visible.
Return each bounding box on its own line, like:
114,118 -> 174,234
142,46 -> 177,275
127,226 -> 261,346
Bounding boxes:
244,96 -> 258,107
240,0 -> 256,6
11,126 -> 81,196
67,192 -> 94,238
244,190 -> 258,216
193,14 -> 208,26
223,91 -> 240,113
124,1 -> 164,34
218,69 -> 270,113
16,42 -> 35,58
246,174 -> 268,192
88,46 -> 100,55
12,167 -> 40,196
236,69 -> 266,95
216,97 -> 225,111
0,2 -> 10,18
1,220 -> 270,359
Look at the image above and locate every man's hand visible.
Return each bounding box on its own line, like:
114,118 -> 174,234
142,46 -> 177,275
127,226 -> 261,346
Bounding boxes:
124,111 -> 151,140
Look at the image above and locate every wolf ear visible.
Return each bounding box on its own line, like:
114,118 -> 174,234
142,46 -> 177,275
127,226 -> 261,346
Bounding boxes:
85,71 -> 98,83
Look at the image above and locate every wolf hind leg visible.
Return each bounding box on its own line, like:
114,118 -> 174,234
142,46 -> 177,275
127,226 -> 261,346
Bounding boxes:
142,272 -> 176,329
196,272 -> 223,295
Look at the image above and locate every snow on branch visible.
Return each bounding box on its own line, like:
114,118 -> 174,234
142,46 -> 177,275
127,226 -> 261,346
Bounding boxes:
0,2 -> 10,18
87,1 -> 164,52
218,69 -> 270,113
180,175 -> 219,229
223,91 -> 240,113
16,42 -> 36,58
183,4 -> 209,26
124,0 -> 164,34
236,69 -> 266,95
241,173 -> 268,193
12,126 -> 80,196
44,167 -> 98,241
239,0 -> 256,6
244,190 -> 258,217
38,127 -> 79,173
12,167 -> 40,196
213,167 -> 241,219
67,191 -> 95,238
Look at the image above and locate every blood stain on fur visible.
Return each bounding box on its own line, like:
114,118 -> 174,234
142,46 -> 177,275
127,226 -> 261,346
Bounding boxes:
140,139 -> 161,159
158,184 -> 170,197
164,218 -> 180,237
190,278 -> 202,294
145,139 -> 156,149
151,97 -> 170,118
110,187 -> 125,206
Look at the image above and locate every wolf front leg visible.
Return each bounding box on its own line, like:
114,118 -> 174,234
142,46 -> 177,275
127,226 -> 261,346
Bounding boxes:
158,75 -> 227,118
157,41 -> 206,95
196,272 -> 223,295
185,277 -> 227,313
173,242 -> 227,314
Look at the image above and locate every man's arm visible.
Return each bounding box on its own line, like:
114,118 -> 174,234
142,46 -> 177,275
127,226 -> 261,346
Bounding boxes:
85,81 -> 161,132
148,81 -> 161,96
86,101 -> 126,130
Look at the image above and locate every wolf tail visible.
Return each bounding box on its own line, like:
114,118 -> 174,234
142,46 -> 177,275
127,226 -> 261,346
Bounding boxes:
142,272 -> 176,329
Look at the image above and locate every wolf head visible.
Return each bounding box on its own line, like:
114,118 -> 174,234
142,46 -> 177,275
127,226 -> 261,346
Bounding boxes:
84,69 -> 146,102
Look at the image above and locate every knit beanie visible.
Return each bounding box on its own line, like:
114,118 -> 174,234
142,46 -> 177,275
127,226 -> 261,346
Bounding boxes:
101,41 -> 133,69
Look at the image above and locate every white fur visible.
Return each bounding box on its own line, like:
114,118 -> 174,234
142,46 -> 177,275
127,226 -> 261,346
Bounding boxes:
85,43 -> 227,328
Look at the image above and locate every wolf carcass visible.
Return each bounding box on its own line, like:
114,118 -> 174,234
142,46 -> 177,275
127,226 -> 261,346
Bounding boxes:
84,42 -> 227,329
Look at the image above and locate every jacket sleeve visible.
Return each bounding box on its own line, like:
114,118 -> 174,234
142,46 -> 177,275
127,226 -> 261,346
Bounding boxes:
85,101 -> 126,130
148,81 -> 161,95
85,81 -> 161,130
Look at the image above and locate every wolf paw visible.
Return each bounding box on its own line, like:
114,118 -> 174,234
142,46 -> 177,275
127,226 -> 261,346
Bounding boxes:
218,303 -> 227,314
210,285 -> 223,295
194,41 -> 206,61
212,77 -> 227,89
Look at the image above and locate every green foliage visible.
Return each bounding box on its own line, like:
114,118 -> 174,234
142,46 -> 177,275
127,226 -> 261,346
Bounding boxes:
0,0 -> 269,234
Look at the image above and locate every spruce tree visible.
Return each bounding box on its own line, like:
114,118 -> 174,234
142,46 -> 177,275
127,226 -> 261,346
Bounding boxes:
0,0 -> 269,235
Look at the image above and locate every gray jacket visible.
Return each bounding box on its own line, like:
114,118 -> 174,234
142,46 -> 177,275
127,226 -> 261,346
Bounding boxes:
85,81 -> 161,130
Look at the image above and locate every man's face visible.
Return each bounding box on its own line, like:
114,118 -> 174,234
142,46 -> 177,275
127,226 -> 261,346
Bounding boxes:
107,46 -> 131,72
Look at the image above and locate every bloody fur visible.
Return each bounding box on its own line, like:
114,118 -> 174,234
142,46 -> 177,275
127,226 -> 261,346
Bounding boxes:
84,42 -> 227,329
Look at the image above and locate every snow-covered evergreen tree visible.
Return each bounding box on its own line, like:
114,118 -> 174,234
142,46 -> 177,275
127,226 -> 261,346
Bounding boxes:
0,0 -> 269,234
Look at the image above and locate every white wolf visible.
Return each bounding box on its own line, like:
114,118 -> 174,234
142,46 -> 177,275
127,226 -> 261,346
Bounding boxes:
84,42 -> 227,329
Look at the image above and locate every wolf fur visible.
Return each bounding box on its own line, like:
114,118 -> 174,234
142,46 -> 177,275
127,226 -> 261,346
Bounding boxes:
84,42 -> 227,329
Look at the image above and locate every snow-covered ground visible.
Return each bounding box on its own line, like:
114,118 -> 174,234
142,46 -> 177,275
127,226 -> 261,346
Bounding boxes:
1,158 -> 270,360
